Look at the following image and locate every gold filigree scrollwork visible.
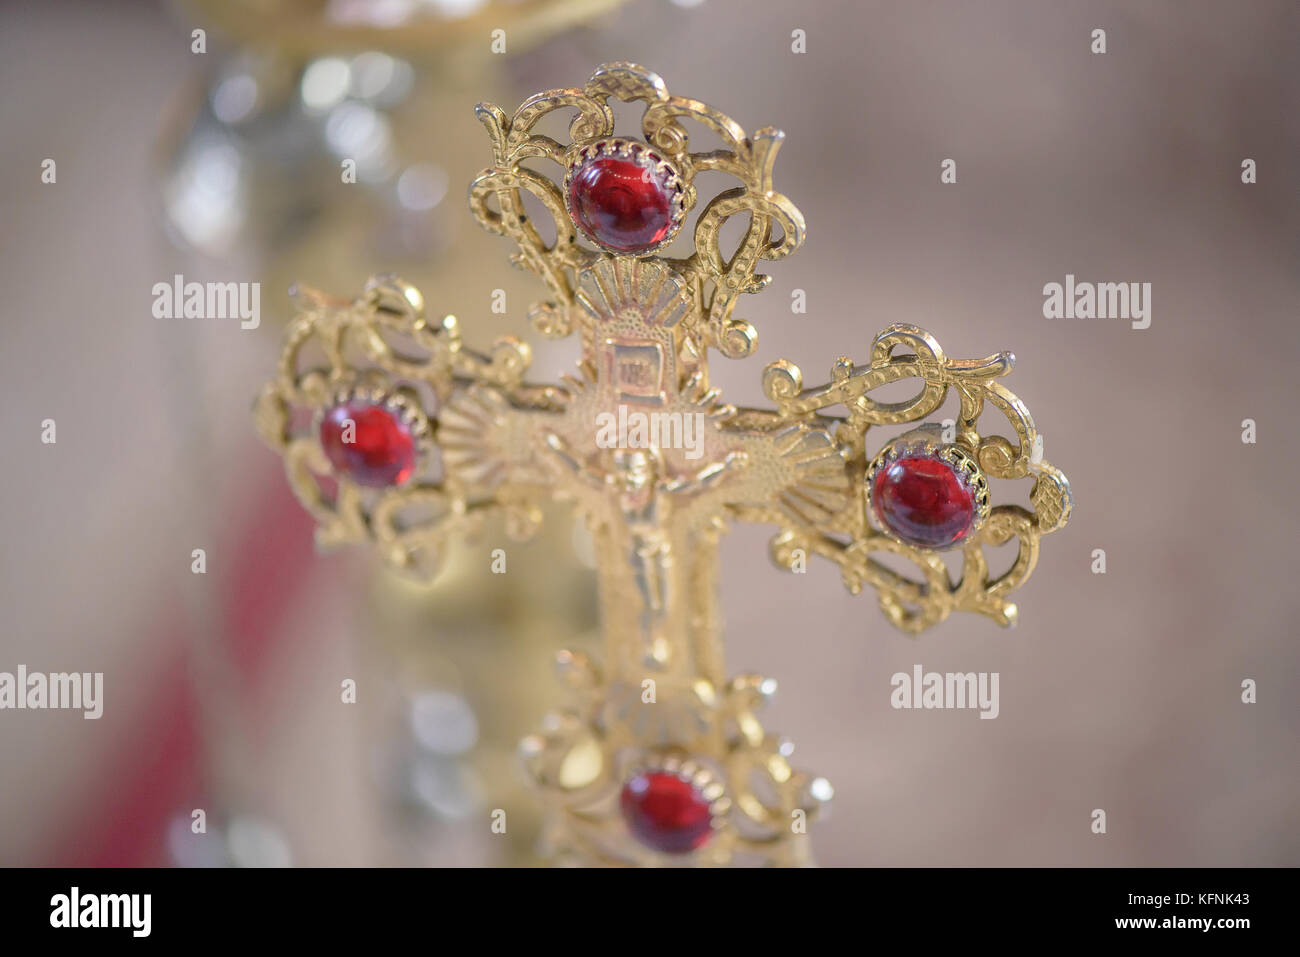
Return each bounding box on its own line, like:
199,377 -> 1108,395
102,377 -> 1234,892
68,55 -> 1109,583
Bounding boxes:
468,61 -> 804,360
518,651 -> 828,867
254,273 -> 556,579
742,323 -> 1073,633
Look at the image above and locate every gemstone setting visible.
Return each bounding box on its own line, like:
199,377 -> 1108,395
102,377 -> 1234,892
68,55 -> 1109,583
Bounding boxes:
619,764 -> 722,855
564,139 -> 685,254
318,392 -> 426,488
866,433 -> 988,549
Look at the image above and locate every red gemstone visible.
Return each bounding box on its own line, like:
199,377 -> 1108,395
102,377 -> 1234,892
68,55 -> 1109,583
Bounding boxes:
568,153 -> 675,253
319,401 -> 417,488
872,454 -> 976,548
620,771 -> 715,854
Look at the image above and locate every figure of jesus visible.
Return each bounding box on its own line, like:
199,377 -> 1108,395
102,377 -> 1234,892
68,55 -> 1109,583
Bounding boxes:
541,432 -> 746,651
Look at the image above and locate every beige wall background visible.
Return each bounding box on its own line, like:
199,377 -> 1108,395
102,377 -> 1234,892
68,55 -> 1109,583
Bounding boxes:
0,0 -> 1295,865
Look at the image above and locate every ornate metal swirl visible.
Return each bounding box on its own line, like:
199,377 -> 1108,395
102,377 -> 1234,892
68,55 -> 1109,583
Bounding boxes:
469,61 -> 805,361
253,274 -> 552,579
742,324 -> 1072,633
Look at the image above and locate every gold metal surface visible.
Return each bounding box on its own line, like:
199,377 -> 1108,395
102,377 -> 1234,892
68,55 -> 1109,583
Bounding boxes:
254,63 -> 1071,866
173,0 -> 628,57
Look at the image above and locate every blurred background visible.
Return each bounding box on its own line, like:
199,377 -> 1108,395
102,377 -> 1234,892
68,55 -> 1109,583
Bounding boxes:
0,0 -> 1296,867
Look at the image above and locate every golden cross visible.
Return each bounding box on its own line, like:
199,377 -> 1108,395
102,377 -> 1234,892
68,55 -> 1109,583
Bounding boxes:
254,62 -> 1071,866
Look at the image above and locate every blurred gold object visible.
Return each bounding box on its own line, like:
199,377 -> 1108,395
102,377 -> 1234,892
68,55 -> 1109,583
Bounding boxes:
160,0 -> 628,273
254,62 -> 1071,866
165,0 -> 624,866
173,0 -> 626,58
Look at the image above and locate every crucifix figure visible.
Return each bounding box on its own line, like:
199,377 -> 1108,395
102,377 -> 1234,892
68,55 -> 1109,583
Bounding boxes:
255,63 -> 1072,866
542,431 -> 747,665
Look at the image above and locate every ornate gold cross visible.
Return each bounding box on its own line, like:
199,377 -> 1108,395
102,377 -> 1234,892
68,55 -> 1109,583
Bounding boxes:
254,62 -> 1071,866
